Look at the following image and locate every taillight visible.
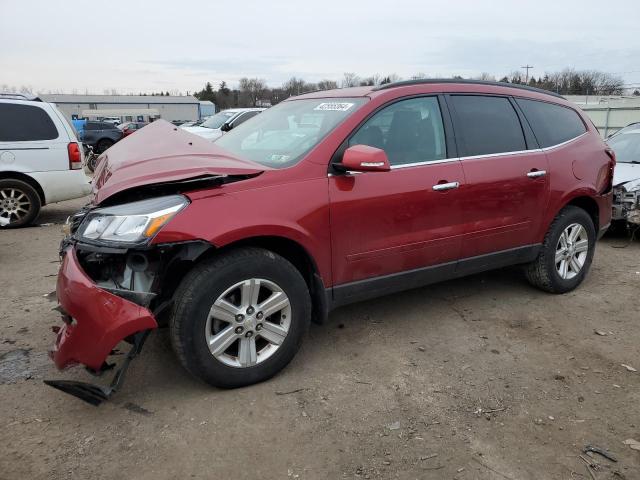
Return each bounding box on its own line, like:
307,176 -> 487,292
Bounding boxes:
604,147 -> 616,192
67,142 -> 82,170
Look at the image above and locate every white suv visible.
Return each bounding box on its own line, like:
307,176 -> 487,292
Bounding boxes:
0,94 -> 91,228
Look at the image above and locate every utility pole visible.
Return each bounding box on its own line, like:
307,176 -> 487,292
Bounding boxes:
521,65 -> 533,84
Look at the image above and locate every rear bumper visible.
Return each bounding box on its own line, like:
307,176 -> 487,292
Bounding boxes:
29,169 -> 91,204
51,247 -> 158,371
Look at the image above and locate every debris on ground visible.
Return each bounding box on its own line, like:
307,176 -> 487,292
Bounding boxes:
621,364 -> 637,372
583,444 -> 617,462
594,330 -> 608,336
623,439 -> 640,451
387,421 -> 401,431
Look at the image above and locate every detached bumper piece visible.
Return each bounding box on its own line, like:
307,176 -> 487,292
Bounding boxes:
45,330 -> 149,406
46,247 -> 159,405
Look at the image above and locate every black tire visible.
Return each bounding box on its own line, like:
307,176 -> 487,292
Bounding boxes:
87,155 -> 98,173
0,179 -> 41,228
170,247 -> 311,388
95,139 -> 113,154
525,206 -> 596,293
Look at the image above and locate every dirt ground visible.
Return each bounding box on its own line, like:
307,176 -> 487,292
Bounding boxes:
1,197 -> 639,480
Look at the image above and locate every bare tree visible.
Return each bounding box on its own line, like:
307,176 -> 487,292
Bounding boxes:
239,77 -> 267,107
317,79 -> 338,90
341,72 -> 360,88
476,72 -> 496,81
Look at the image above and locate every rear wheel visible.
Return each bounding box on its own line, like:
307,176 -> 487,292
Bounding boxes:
95,139 -> 113,154
170,247 -> 311,388
0,179 -> 41,228
525,206 -> 596,293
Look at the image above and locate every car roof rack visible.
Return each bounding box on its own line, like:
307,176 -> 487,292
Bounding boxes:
0,92 -> 42,102
371,79 -> 565,99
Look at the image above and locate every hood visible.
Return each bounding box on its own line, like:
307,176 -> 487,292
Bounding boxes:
181,125 -> 222,141
613,162 -> 640,190
92,119 -> 268,204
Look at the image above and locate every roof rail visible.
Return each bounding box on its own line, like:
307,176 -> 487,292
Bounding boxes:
371,79 -> 565,99
0,92 -> 42,101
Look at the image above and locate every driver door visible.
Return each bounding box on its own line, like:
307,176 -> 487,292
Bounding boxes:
329,96 -> 465,302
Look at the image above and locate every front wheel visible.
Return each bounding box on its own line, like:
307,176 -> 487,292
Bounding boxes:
95,139 -> 113,154
525,206 -> 596,293
170,248 -> 311,388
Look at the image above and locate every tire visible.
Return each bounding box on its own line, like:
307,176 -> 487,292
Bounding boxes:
87,155 -> 98,173
525,206 -> 596,293
95,139 -> 113,154
0,179 -> 41,228
170,247 -> 312,388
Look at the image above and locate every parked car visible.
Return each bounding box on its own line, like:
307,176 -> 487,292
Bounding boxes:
606,122 -> 640,228
80,121 -> 123,153
101,117 -> 121,126
118,121 -> 148,137
46,80 -> 614,404
181,108 -> 264,141
0,93 -> 91,227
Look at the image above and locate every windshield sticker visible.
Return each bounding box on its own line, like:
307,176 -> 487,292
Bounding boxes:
314,102 -> 355,112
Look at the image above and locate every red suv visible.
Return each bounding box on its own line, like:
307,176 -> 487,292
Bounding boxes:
47,80 -> 614,404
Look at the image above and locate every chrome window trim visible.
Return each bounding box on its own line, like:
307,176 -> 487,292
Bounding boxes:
390,157 -> 459,169
541,131 -> 588,152
328,130 -> 589,177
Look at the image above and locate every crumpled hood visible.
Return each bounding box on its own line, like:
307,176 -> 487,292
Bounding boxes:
181,125 -> 222,141
92,119 -> 267,204
613,162 -> 640,190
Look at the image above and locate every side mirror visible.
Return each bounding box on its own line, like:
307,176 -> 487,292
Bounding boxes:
340,145 -> 391,172
220,122 -> 232,132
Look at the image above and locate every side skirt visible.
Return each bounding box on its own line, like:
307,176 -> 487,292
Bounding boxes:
328,244 -> 541,309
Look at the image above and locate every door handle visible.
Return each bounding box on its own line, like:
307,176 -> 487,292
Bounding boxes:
527,170 -> 547,178
432,181 -> 460,191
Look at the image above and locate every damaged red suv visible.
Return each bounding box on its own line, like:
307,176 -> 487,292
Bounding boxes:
47,80 -> 614,404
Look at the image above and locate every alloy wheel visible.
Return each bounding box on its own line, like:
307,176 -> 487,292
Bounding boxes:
0,187 -> 31,225
555,223 -> 589,280
205,278 -> 291,368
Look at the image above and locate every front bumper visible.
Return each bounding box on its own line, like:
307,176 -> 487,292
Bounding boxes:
51,247 -> 158,371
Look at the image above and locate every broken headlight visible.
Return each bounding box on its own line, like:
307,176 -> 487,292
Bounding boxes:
76,195 -> 188,245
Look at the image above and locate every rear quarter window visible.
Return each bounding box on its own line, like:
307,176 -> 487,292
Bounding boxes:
0,103 -> 59,141
516,98 -> 586,148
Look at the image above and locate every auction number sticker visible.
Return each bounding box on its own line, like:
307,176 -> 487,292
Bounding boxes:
314,102 -> 355,111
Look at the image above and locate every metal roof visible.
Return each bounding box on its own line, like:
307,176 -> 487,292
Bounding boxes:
40,94 -> 199,104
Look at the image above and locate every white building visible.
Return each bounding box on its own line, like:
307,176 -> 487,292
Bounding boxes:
40,94 -> 203,123
567,95 -> 640,137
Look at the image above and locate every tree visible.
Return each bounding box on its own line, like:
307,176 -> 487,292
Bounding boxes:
341,72 -> 360,88
239,77 -> 267,107
317,79 -> 338,90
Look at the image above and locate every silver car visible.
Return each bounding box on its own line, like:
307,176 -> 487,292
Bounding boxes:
608,123 -> 640,227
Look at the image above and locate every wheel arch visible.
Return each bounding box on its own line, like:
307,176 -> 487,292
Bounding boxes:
215,236 -> 329,324
565,195 -> 599,231
0,171 -> 46,206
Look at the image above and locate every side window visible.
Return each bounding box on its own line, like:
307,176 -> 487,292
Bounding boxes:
451,95 -> 526,156
0,103 -> 59,142
349,97 -> 446,166
233,111 -> 259,127
516,98 -> 586,148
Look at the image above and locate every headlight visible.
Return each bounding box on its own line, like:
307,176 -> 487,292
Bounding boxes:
77,195 -> 188,245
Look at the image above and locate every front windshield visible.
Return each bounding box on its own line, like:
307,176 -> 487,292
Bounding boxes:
607,124 -> 640,163
215,98 -> 367,168
201,111 -> 236,129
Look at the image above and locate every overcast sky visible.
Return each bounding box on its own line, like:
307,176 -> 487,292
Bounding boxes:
2,0 -> 639,94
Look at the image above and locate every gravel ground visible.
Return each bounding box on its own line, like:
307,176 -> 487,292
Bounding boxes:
1,197 -> 639,480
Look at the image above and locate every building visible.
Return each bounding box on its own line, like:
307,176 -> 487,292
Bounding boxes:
199,100 -> 216,117
567,95 -> 640,138
40,94 -> 203,123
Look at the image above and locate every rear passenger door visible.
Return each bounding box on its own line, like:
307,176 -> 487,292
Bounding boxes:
447,94 -> 549,261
